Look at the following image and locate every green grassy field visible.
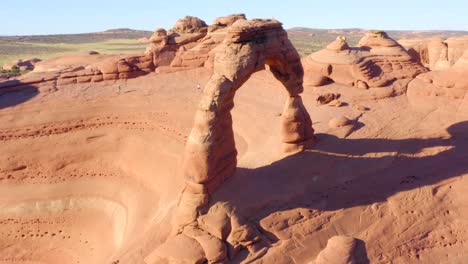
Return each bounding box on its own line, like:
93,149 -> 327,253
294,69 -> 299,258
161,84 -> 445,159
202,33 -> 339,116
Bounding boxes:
0,38 -> 147,66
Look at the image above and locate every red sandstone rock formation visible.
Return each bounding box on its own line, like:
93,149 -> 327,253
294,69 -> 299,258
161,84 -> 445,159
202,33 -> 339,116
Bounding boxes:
148,14 -> 247,73
303,31 -> 428,88
0,14 -> 251,90
146,18 -> 315,264
0,53 -> 155,91
398,37 -> 449,70
446,36 -> 468,65
407,49 -> 468,113
399,35 -> 468,70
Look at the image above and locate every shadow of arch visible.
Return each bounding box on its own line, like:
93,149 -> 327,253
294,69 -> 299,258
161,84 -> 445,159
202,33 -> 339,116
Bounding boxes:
218,121 -> 468,211
209,121 -> 467,261
0,81 -> 39,109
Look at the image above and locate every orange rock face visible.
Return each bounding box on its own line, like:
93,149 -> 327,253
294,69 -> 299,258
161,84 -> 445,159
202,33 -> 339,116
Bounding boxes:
407,49 -> 468,113
303,31 -> 428,88
150,18 -> 315,264
148,14 -> 247,73
399,35 -> 468,70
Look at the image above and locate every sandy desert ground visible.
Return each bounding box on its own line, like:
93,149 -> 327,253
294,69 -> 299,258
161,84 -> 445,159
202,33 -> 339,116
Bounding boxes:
0,14 -> 467,264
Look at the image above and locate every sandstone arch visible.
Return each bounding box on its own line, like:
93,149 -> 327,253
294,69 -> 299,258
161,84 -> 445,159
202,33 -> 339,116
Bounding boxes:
176,19 -> 316,228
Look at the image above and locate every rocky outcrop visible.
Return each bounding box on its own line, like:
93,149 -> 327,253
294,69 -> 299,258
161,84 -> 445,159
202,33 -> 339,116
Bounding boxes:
407,49 -> 468,113
148,14 -> 247,73
399,35 -> 468,70
2,58 -> 41,71
398,37 -> 449,70
147,18 -> 315,264
172,16 -> 209,34
303,31 -> 428,88
213,13 -> 246,27
0,54 -> 155,91
446,36 -> 468,65
313,236 -> 359,264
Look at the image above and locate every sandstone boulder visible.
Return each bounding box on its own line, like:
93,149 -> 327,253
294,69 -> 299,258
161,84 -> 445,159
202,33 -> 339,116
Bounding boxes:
213,14 -> 246,27
172,16 -> 208,34
329,116 -> 351,128
316,93 -> 341,105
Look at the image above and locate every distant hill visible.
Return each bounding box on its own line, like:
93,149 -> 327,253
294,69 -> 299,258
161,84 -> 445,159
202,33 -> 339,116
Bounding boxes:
0,28 -> 152,44
0,29 -> 152,66
286,28 -> 468,56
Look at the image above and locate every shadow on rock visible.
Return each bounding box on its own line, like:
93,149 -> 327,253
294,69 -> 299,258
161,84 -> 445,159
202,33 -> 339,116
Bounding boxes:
0,82 -> 39,109
210,121 -> 468,262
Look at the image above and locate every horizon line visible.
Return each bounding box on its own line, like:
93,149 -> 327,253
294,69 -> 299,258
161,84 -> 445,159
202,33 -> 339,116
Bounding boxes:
1,27 -> 467,37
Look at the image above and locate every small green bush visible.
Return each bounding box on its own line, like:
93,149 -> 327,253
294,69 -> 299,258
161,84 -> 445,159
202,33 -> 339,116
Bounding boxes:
0,66 -> 29,75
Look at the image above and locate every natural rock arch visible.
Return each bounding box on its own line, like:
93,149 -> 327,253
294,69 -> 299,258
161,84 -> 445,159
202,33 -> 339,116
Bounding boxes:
176,19 -> 316,228
146,18 -> 316,264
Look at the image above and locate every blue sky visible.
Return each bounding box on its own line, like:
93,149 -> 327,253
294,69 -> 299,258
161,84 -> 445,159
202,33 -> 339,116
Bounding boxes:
2,0 -> 467,35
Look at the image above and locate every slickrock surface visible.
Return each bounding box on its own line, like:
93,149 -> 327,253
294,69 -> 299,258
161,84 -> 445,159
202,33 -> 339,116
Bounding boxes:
303,31 -> 428,89
1,15 -> 468,264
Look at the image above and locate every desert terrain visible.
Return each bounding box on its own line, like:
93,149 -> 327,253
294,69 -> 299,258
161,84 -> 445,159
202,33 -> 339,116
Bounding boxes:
0,13 -> 467,264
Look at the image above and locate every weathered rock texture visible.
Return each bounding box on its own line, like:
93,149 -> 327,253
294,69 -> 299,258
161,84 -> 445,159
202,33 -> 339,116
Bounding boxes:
313,236 -> 359,264
0,54 -> 155,91
147,14 -> 247,73
399,35 -> 468,70
407,49 -> 468,113
303,31 -> 428,88
147,18 -> 315,264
